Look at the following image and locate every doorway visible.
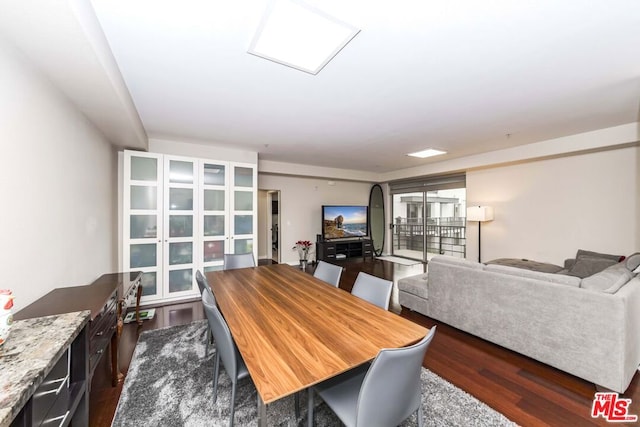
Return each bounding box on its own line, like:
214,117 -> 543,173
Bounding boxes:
258,190 -> 281,264
268,191 -> 280,263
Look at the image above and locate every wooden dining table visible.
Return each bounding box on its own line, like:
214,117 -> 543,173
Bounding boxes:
206,263 -> 428,426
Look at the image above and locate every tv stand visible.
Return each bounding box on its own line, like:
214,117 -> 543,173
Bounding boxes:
316,239 -> 373,262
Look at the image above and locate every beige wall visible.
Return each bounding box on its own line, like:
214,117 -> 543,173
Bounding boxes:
258,175 -> 373,265
466,146 -> 639,265
0,37 -> 117,311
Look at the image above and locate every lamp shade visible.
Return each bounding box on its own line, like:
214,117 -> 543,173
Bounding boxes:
466,206 -> 494,222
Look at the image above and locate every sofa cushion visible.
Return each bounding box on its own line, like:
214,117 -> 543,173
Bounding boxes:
485,264 -> 581,287
566,256 -> 618,279
581,261 -> 634,293
485,258 -> 563,273
430,255 -> 484,270
625,252 -> 640,272
398,273 -> 429,299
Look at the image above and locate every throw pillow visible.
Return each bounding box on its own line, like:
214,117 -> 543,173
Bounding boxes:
575,249 -> 624,262
567,256 -> 617,279
581,262 -> 634,293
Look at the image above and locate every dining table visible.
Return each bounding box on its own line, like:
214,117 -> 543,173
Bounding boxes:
206,263 -> 429,426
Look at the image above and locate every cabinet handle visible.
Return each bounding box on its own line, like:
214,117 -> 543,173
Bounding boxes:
34,376 -> 68,397
54,376 -> 68,395
43,410 -> 69,427
96,348 -> 104,355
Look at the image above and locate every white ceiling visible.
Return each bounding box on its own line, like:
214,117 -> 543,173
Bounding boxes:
3,0 -> 640,173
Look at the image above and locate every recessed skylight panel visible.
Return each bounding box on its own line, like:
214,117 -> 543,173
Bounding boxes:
407,149 -> 447,159
248,0 -> 360,74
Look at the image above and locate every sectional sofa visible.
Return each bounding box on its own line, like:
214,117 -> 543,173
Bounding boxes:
398,254 -> 640,393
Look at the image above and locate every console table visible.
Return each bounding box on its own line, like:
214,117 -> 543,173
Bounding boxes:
14,272 -> 142,387
316,239 -> 374,262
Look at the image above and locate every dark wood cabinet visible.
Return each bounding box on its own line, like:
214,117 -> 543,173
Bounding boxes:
14,272 -> 141,388
316,239 -> 374,262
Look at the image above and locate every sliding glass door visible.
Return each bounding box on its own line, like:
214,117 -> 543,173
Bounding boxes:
391,192 -> 425,260
390,175 -> 467,261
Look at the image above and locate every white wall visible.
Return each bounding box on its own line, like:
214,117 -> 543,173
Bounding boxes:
466,146 -> 638,265
636,136 -> 640,250
0,37 -> 117,311
258,175 -> 373,265
149,138 -> 258,164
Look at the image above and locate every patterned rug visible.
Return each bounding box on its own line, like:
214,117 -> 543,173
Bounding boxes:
112,320 -> 518,426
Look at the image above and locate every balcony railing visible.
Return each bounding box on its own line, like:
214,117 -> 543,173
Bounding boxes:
393,217 -> 466,258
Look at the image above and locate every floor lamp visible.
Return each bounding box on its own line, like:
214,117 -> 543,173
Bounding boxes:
466,206 -> 494,263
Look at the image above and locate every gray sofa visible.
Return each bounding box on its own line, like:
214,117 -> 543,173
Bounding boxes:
398,255 -> 640,393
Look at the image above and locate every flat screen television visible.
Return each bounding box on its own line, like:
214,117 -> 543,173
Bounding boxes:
322,205 -> 369,240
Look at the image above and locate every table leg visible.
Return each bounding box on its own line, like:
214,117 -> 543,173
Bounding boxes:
113,300 -> 124,386
308,388 -> 314,427
135,281 -> 142,325
257,394 -> 267,427
111,326 -> 123,386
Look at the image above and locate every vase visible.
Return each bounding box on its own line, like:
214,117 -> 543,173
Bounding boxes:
299,259 -> 308,271
0,290 -> 14,347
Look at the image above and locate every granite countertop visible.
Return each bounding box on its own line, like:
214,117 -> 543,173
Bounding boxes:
0,311 -> 90,427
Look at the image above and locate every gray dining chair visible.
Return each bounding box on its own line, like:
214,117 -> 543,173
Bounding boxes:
223,252 -> 256,270
195,270 -> 214,349
350,272 -> 393,310
307,326 -> 437,427
195,269 -> 209,295
202,289 -> 252,427
313,260 -> 343,287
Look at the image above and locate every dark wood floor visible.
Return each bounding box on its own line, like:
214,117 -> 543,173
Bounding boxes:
89,259 -> 640,426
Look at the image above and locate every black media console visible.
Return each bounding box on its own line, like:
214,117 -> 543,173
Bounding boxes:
316,239 -> 374,262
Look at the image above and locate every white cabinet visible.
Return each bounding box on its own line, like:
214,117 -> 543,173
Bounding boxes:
122,150 -> 257,303
199,161 -> 257,273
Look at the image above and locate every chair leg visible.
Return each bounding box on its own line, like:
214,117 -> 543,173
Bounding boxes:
213,352 -> 220,403
229,381 -> 237,427
307,388 -> 314,427
417,402 -> 424,427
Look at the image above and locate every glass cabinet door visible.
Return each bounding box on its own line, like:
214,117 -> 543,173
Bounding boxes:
200,161 -> 228,273
123,152 -> 257,303
230,164 -> 257,258
124,151 -> 163,301
163,156 -> 198,298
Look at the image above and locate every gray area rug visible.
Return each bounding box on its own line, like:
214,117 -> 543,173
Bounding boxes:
112,320 -> 518,427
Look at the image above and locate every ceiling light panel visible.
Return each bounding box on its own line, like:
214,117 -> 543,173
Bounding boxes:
407,149 -> 447,158
248,0 -> 360,74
